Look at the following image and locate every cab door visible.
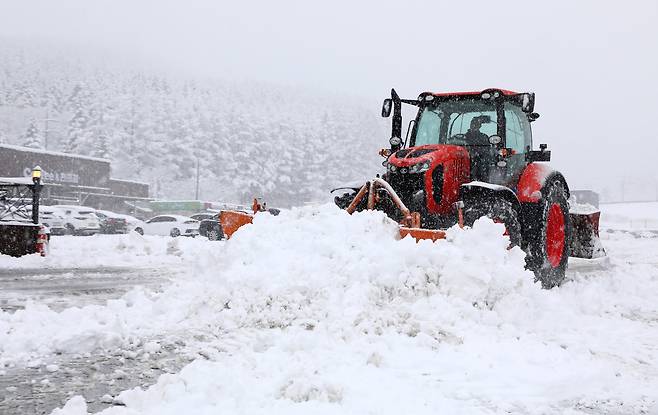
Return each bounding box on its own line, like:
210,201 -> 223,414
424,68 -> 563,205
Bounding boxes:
502,103 -> 532,185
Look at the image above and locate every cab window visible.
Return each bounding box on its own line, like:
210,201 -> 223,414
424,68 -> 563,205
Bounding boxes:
447,111 -> 497,138
414,107 -> 443,146
504,103 -> 531,154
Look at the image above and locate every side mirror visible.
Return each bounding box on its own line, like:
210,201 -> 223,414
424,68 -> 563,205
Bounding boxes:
528,112 -> 540,122
521,93 -> 535,113
381,99 -> 392,118
488,135 -> 502,145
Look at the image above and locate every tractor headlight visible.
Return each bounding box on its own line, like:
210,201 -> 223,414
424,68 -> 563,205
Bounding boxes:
409,161 -> 431,173
389,161 -> 430,174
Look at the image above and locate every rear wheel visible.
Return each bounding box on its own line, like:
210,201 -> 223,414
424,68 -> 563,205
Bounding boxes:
526,180 -> 571,288
170,228 -> 181,237
464,198 -> 522,247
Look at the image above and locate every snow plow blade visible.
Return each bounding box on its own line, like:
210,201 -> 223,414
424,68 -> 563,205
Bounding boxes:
345,178 -> 454,243
569,211 -> 605,259
219,210 -> 253,239
399,227 -> 446,242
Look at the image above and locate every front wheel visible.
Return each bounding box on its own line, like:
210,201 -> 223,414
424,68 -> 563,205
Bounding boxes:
525,180 -> 571,288
170,228 -> 181,237
207,227 -> 224,241
464,198 -> 522,248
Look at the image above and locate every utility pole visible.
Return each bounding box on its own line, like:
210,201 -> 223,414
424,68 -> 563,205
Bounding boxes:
43,107 -> 59,150
195,156 -> 200,201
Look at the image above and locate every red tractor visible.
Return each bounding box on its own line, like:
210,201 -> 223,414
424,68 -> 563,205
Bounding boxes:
334,88 -> 603,288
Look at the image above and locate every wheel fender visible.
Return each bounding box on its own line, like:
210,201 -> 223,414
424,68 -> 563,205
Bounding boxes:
517,163 -> 570,203
460,181 -> 521,213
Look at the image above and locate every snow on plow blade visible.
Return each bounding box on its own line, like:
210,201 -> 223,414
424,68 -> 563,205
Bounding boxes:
569,211 -> 605,259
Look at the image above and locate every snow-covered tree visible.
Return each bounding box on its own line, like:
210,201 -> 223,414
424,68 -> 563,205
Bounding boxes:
65,105 -> 89,154
0,44 -> 384,206
21,119 -> 42,148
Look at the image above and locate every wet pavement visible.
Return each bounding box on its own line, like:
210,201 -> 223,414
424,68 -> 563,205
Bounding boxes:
0,267 -> 169,312
0,266 -> 182,414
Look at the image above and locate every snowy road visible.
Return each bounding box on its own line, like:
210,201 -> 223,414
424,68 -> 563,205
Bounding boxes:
0,265 -> 189,414
1,206 -> 657,414
0,267 -> 171,312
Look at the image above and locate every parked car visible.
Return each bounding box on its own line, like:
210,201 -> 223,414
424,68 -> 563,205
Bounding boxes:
198,213 -> 224,240
143,215 -> 199,237
94,210 -> 129,234
190,213 -> 214,222
53,205 -> 101,235
115,213 -> 146,235
39,207 -> 67,235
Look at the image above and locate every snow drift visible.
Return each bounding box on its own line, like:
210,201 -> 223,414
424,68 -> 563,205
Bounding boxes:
2,205 -> 656,414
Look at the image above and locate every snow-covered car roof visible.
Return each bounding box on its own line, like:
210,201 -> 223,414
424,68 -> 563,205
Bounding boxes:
95,209 -> 123,217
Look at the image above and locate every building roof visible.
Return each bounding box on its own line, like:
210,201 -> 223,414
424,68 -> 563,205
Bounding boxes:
0,143 -> 111,164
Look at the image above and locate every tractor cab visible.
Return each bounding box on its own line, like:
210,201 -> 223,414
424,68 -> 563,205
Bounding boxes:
382,88 -> 545,187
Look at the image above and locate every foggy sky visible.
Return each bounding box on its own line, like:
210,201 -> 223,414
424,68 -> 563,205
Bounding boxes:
1,0 -> 657,191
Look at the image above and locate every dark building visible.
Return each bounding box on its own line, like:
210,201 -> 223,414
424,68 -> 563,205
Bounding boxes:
0,144 -> 150,212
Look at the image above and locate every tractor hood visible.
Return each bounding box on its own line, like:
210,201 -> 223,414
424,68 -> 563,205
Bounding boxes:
388,144 -> 469,168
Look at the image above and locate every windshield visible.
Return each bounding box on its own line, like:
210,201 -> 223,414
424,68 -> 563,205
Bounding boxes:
413,99 -> 497,146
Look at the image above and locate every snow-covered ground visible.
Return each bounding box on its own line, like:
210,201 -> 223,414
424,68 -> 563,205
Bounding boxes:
0,233 -> 217,270
1,204 -> 657,414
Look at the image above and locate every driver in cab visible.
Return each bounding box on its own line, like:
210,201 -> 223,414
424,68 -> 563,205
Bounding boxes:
465,115 -> 491,145
464,115 -> 494,180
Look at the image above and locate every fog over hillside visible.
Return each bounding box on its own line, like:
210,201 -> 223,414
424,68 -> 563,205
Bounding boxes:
0,43 -> 385,207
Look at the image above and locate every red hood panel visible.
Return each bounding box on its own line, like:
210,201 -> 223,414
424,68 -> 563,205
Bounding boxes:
389,145 -> 468,166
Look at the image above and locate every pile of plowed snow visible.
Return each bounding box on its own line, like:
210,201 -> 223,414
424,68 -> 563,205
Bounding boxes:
3,205 -> 657,414
3,206 -> 531,366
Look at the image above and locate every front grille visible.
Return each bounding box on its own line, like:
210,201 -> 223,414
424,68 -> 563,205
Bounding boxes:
386,172 -> 425,208
431,165 -> 444,204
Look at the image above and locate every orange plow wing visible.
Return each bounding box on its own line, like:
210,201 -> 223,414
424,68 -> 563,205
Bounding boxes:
219,210 -> 254,239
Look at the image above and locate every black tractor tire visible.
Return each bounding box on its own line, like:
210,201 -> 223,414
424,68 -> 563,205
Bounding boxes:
207,226 -> 224,241
170,228 -> 181,238
463,198 -> 522,248
525,180 -> 571,288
